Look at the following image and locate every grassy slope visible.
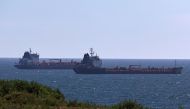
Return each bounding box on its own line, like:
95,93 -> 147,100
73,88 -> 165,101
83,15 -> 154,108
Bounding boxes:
0,80 -> 148,109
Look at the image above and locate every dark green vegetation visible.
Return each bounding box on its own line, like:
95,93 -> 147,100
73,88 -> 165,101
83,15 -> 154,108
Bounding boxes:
0,80 -> 149,109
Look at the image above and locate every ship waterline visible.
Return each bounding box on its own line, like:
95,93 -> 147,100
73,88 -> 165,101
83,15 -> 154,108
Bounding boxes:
14,62 -> 78,69
74,66 -> 183,74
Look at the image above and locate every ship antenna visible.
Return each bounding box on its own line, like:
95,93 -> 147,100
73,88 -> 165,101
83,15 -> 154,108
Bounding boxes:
29,48 -> 32,53
90,48 -> 94,56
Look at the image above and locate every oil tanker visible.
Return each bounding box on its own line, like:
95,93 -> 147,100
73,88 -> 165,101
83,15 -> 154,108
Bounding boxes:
73,49 -> 183,74
14,49 -> 79,69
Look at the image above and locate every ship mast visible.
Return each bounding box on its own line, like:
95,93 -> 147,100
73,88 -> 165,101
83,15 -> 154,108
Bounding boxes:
90,48 -> 94,56
29,48 -> 32,53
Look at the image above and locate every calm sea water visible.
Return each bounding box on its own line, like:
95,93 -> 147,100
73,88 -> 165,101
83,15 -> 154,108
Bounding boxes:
0,58 -> 190,109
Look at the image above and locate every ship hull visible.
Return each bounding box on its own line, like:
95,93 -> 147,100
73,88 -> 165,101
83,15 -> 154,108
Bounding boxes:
14,64 -> 76,69
74,67 -> 183,74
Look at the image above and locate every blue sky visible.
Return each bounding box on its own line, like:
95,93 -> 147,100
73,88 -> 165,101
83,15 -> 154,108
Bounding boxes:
0,0 -> 190,59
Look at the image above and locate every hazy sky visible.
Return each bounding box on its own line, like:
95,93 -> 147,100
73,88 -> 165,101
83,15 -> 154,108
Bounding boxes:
1,0 -> 190,59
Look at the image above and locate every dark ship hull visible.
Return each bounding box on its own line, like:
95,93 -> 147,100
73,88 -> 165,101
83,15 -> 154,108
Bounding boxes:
74,66 -> 183,74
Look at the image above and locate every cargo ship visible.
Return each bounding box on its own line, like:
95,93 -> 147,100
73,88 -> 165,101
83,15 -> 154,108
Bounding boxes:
14,49 -> 79,69
73,49 -> 183,74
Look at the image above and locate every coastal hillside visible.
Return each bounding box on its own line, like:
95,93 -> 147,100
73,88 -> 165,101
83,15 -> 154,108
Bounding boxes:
0,80 -> 148,109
